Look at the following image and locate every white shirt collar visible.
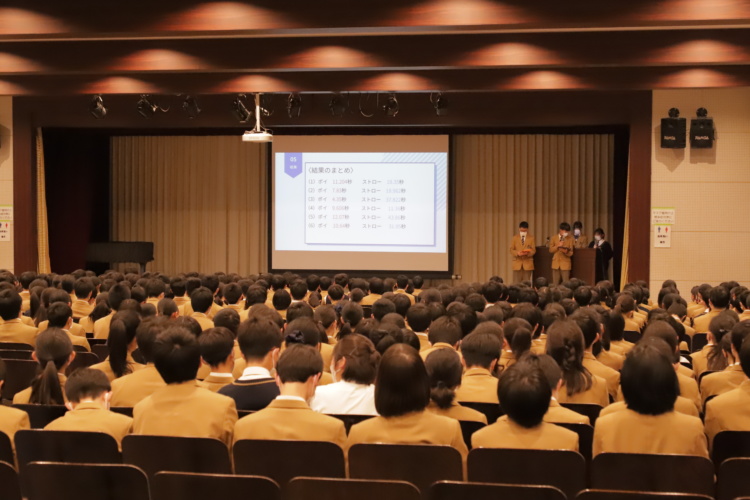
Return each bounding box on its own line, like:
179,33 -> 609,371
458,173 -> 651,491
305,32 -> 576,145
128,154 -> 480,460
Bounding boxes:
239,366 -> 272,380
209,372 -> 234,379
275,395 -> 306,403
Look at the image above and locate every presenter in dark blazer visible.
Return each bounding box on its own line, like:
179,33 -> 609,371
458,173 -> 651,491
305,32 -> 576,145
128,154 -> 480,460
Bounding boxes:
588,228 -> 613,283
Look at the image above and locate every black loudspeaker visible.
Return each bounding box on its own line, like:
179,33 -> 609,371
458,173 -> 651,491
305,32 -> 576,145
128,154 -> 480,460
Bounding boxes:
661,117 -> 686,148
690,117 -> 715,148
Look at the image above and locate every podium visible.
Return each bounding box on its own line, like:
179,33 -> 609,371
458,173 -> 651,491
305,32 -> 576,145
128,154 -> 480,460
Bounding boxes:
532,246 -> 597,285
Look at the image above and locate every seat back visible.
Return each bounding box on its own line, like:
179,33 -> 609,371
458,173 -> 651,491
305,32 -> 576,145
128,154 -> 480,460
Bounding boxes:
349,443 -> 463,494
152,472 -> 280,500
287,477 -> 421,500
0,342 -> 33,351
691,333 -> 708,353
65,352 -> 100,374
1,359 -> 38,401
122,435 -> 231,479
559,404 -> 602,426
591,453 -> 714,496
459,420 -> 486,449
91,344 -> 109,361
712,431 -> 750,467
13,404 -> 67,428
233,439 -> 345,485
110,407 -> 134,418
0,461 -> 22,500
328,414 -> 374,434
0,350 -> 33,360
459,402 -> 503,424
697,370 -> 717,387
431,481 -> 567,500
468,448 -> 586,499
0,431 -> 14,465
555,423 -> 594,463
25,462 -> 149,500
577,488 -> 713,500
717,458 -> 750,500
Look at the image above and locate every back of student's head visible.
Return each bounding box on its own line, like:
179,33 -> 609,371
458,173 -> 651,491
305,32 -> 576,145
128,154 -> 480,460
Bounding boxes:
276,344 -> 323,383
731,320 -> 750,356
237,316 -> 282,361
74,278 -> 94,300
498,359 -> 551,428
740,335 -> 750,378
314,304 -> 337,330
447,302 -> 478,338
190,287 -> 214,314
107,310 -> 141,378
621,338 -> 679,415
285,317 -> 323,347
520,353 -> 563,392
461,330 -> 502,369
272,289 -> 292,311
710,285 -> 730,309
65,368 -> 111,403
545,319 -> 592,396
332,333 -> 380,385
425,347 -> 463,409
286,301 -> 314,323
406,303 -> 431,333
46,302 -> 73,329
198,327 -> 235,368
427,316 -> 462,347
707,312 -> 738,371
222,283 -> 243,305
569,309 -> 601,349
375,344 -> 429,417
372,298 -> 396,321
0,288 -> 22,321
327,284 -> 345,301
391,294 -> 412,318
605,310 -> 626,342
156,298 -> 177,318
135,316 -> 169,364
213,308 -> 240,336
108,284 -> 131,311
31,328 -> 74,404
573,286 -> 593,308
153,327 -> 201,384
503,317 -> 533,360
336,302 -> 364,340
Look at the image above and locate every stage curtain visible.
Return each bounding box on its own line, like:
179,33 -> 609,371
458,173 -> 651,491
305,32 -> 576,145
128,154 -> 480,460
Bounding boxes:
35,128 -> 51,274
111,136 -> 267,275
452,134 -> 614,284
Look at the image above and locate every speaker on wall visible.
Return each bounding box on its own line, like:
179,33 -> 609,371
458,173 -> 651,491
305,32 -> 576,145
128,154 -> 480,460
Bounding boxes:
661,108 -> 686,149
690,107 -> 715,149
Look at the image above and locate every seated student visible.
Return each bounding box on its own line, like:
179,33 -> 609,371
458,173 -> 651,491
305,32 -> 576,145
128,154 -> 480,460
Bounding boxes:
704,333 -> 750,447
170,278 -> 190,309
90,310 -> 143,382
615,294 -> 641,333
37,289 -> 88,338
701,320 -> 750,406
406,303 -> 432,351
144,279 -> 166,308
346,344 -> 467,458
314,305 -> 339,344
288,280 -> 309,305
545,319 -> 609,407
80,294 -> 109,334
110,318 -> 167,407
693,313 -> 737,378
455,327 -> 502,404
197,327 -> 235,392
188,287 -> 215,331
283,317 -> 334,385
233,344 -> 347,446
570,309 -> 620,399
694,285 -> 730,334
0,288 -> 39,347
271,289 -> 292,320
46,302 -> 91,352
523,353 -> 590,424
606,310 -> 634,354
311,334 -> 379,415
425,348 -> 487,424
180,277 -> 222,319
498,318 -> 533,369
420,316 -> 462,360
14,328 -> 75,404
71,278 -> 96,319
593,340 -> 708,458
45,368 -> 133,448
157,297 -> 179,319
394,275 -> 416,305
132,327 -> 238,446
335,303 -> 365,341
471,358 -> 579,451
219,317 -> 282,411
361,278 -> 385,306
0,359 -> 31,442
94,284 -> 131,339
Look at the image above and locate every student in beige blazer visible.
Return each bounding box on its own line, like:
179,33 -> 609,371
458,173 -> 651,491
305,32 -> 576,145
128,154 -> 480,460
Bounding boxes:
94,284 -> 131,339
234,344 -> 346,446
13,328 -> 75,405
509,221 -> 536,284
693,286 -> 730,334
572,309 -> 620,399
196,327 -> 236,392
704,335 -> 750,447
132,327 -> 238,447
346,344 -> 467,461
0,359 -> 31,442
527,353 -> 591,425
0,288 -> 39,347
549,222 -> 575,285
420,316 -> 462,361
456,329 -> 501,404
425,348 -> 487,424
700,321 -> 750,406
593,340 -> 708,458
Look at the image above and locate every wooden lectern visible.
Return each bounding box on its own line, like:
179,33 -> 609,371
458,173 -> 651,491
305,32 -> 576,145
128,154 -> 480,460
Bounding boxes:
532,246 -> 597,285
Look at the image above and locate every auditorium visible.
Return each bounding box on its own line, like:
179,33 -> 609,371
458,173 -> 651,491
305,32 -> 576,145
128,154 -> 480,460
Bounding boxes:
1,2 -> 750,500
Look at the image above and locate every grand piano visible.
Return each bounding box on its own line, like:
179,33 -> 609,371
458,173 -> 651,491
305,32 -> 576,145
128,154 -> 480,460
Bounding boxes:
86,242 -> 154,273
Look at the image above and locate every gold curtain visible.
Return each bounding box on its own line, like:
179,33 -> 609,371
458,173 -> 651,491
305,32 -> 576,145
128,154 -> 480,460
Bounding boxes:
35,128 -> 51,273
111,136 -> 268,275
452,134 -> 614,284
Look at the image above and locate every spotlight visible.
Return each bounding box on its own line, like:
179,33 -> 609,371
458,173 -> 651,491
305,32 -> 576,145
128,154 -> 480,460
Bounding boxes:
232,94 -> 253,123
136,95 -> 168,119
182,95 -> 201,119
242,93 -> 273,143
382,93 -> 399,117
431,92 -> 448,116
690,107 -> 715,149
329,93 -> 348,117
287,93 -> 302,118
660,107 -> 686,149
89,95 -> 107,119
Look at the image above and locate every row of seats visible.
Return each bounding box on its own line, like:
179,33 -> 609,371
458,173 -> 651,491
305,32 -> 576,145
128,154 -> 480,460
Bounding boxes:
2,431 -> 750,499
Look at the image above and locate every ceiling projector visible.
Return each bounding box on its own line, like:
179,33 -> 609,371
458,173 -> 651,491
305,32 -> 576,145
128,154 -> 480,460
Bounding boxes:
242,93 -> 273,143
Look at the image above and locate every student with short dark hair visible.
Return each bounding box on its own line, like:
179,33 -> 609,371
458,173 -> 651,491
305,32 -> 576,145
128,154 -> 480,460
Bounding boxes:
222,283 -> 244,311
456,330 -> 502,404
47,302 -> 91,352
425,348 -> 487,423
420,315 -> 462,360
593,341 -> 708,458
45,368 -> 133,448
13,328 -> 75,404
471,359 -> 579,451
189,287 -> 215,330
234,344 -> 347,446
132,327 -> 238,446
406,303 -> 432,350
157,297 -> 179,318
0,359 -> 31,441
314,304 -> 338,342
197,327 -> 235,392
371,298 -> 396,322
346,344 -> 467,458
0,288 -> 39,347
72,278 -> 96,319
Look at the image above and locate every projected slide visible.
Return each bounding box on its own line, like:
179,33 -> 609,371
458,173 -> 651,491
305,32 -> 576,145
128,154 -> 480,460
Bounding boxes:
272,136 -> 450,273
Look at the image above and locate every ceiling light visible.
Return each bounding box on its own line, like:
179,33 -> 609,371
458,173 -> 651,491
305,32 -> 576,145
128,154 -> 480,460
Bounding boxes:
182,95 -> 201,119
382,93 -> 399,117
431,92 -> 448,116
242,93 -> 273,143
136,95 -> 168,119
232,94 -> 252,123
287,93 -> 302,118
329,93 -> 348,117
89,95 -> 107,119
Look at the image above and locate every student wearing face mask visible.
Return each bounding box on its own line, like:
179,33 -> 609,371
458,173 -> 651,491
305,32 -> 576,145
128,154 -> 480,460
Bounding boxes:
510,221 -> 537,284
572,221 -> 589,249
549,222 -> 575,285
588,228 -> 614,282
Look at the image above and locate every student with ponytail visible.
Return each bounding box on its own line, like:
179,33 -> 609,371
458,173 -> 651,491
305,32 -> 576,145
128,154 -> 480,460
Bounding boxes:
13,328 -> 75,404
90,310 -> 143,381
692,312 -> 738,377
424,348 -> 487,423
336,302 -> 364,341
499,318 -> 533,369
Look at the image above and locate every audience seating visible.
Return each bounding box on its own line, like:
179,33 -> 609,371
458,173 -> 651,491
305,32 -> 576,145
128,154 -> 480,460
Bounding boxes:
0,342 -> 33,351
459,420 -> 485,449
72,345 -> 89,353
577,489 -> 713,500
24,462 -> 149,500
349,443 -> 463,494
468,448 -> 586,499
0,461 -> 22,500
0,350 -> 33,360
87,338 -> 108,346
329,414 -> 374,433
555,423 -> 594,463
110,407 -> 134,418
590,453 -> 714,496
90,344 -> 109,361
13,404 -> 67,428
1,359 -> 38,401
430,480 -> 567,500
287,477 -> 421,500
237,410 -> 254,419
122,435 -> 231,479
0,431 -> 14,465
691,334 -> 708,353
717,458 -> 750,500
560,404 -> 602,426
152,472 -> 280,500
233,439 -> 345,485
712,431 -> 750,467
65,351 -> 100,374
459,402 -> 503,424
